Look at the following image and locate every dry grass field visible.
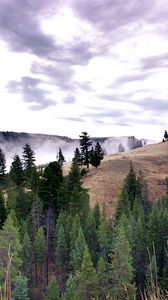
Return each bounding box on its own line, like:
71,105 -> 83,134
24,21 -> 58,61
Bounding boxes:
81,141 -> 168,218
63,141 -> 168,218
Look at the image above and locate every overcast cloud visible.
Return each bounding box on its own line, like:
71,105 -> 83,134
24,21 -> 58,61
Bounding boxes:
0,0 -> 168,140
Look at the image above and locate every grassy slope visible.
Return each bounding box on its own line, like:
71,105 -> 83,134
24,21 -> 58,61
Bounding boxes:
81,141 -> 168,218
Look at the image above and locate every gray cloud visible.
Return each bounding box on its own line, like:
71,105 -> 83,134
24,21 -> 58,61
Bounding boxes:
115,73 -> 150,85
140,53 -> 168,70
59,117 -> 85,122
7,76 -> 56,110
138,98 -> 168,112
63,95 -> 76,104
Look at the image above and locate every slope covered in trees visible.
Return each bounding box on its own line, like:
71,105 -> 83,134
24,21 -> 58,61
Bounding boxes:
0,137 -> 167,299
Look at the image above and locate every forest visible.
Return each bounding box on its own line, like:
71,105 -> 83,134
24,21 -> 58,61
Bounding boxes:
0,132 -> 167,300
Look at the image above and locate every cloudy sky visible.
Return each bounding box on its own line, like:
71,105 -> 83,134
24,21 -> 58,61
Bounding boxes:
0,0 -> 168,140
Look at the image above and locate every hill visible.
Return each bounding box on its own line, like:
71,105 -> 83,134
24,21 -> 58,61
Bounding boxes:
81,141 -> 168,218
0,131 -> 152,169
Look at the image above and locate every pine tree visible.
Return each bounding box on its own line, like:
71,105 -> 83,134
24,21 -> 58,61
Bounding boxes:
63,274 -> 77,300
70,227 -> 86,272
76,245 -> 98,300
72,147 -> 81,166
85,210 -> 97,264
22,143 -> 36,180
21,232 -> 32,277
161,243 -> 168,290
55,225 -> 68,286
97,257 -> 109,300
30,193 -> 43,237
79,132 -> 92,169
57,148 -> 65,166
12,273 -> 29,300
0,187 -> 6,228
0,146 -> 6,185
110,222 -> 136,300
90,141 -> 104,168
97,213 -> 113,264
0,212 -> 22,284
38,161 -> 63,209
10,155 -> 24,186
93,202 -> 101,230
69,214 -> 81,253
45,277 -> 61,300
34,226 -> 46,280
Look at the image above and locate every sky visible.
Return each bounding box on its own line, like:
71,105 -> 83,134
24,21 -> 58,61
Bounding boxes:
0,0 -> 168,141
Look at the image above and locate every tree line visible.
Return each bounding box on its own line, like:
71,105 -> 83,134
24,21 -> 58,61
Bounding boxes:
0,133 -> 167,299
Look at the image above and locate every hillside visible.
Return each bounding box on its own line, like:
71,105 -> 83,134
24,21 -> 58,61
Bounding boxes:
82,141 -> 168,218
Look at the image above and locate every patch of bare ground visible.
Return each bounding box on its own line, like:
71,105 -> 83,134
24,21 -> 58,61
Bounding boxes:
81,141 -> 168,219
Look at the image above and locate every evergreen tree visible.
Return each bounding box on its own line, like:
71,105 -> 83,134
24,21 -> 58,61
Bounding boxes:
57,148 -> 65,166
79,132 -> 92,169
34,226 -> 46,280
63,274 -> 77,300
22,143 -> 36,180
72,147 -> 81,166
97,257 -> 109,300
90,141 -> 104,168
30,193 -> 43,237
161,243 -> 168,290
0,212 -> 22,284
45,277 -> 61,300
12,273 -> 29,300
69,214 -> 81,253
55,225 -> 68,286
85,210 -> 97,264
70,227 -> 86,272
93,202 -> 101,230
164,130 -> 168,140
10,154 -> 24,186
0,146 -> 6,185
97,213 -> 113,264
76,245 -> 98,300
110,222 -> 136,300
38,161 -> 63,209
0,187 -> 6,228
21,232 -> 32,277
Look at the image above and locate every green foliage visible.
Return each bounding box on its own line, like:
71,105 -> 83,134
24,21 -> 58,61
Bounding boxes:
0,212 -> 22,284
110,222 -> 136,300
85,210 -> 98,264
45,277 -> 61,300
39,161 -> 63,209
22,143 -> 36,181
0,187 -> 6,228
90,141 -> 104,168
21,232 -> 32,276
57,148 -> 65,166
63,274 -> 78,300
34,226 -> 46,264
0,146 -> 6,185
55,225 -> 68,266
79,131 -> 92,169
10,154 -> 24,186
76,245 -> 98,300
70,227 -> 86,272
72,147 -> 81,166
93,202 -> 101,230
12,273 -> 29,300
97,257 -> 109,299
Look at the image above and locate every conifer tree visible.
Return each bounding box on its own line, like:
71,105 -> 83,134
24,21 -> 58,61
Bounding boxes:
97,257 -> 109,300
0,187 -> 6,228
85,210 -> 97,264
34,226 -> 46,280
57,148 -> 65,166
55,225 -> 68,286
90,141 -> 104,168
161,243 -> 168,290
69,214 -> 81,253
93,202 -> 101,230
76,245 -> 98,300
45,277 -> 61,300
21,232 -> 32,277
0,146 -> 6,185
72,147 -> 81,166
70,227 -> 86,272
30,194 -> 43,237
110,222 -> 136,300
0,212 -> 22,284
79,131 -> 92,169
12,273 -> 29,300
10,154 -> 24,186
63,274 -> 77,300
97,213 -> 113,264
22,143 -> 36,180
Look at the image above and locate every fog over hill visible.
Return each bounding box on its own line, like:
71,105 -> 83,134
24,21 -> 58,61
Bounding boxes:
0,131 -> 156,169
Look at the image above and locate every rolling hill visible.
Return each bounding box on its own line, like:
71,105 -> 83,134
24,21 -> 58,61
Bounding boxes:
81,141 -> 168,219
